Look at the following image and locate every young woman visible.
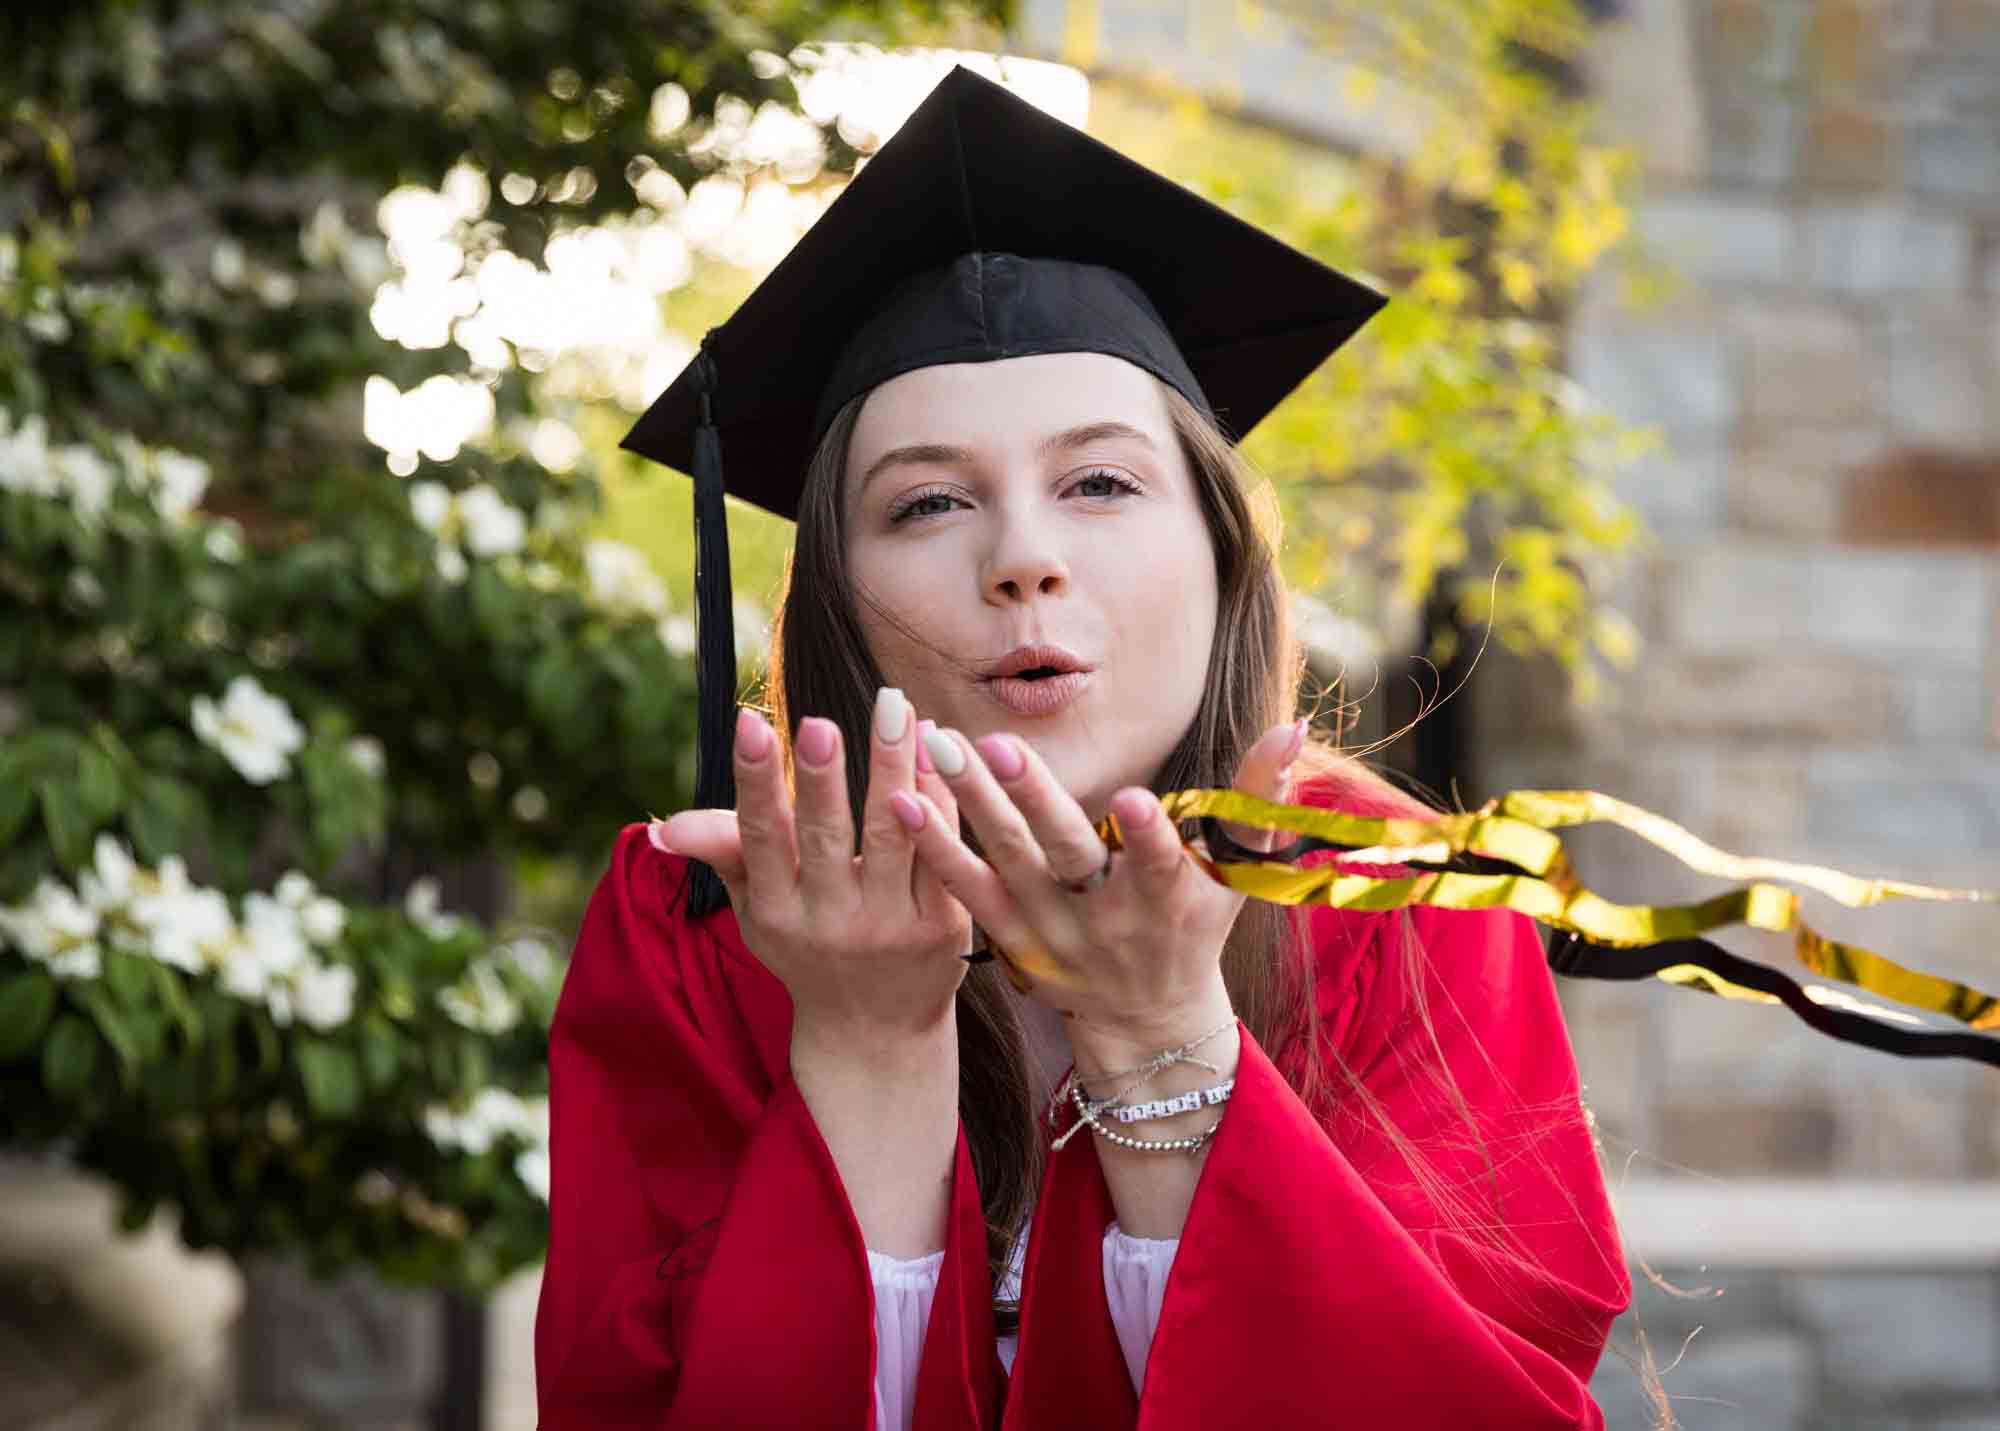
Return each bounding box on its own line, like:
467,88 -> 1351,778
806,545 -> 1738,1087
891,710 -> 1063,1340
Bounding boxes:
534,67 -> 1631,1430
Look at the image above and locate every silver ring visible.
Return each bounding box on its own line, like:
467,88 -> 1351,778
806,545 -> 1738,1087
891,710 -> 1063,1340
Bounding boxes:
1056,847 -> 1114,894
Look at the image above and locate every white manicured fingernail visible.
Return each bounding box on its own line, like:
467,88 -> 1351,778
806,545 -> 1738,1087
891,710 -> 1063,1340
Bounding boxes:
874,686 -> 908,743
922,726 -> 965,777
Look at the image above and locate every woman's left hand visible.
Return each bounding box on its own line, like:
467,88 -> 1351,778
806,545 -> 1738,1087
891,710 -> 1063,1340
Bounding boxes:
890,718 -> 1305,1046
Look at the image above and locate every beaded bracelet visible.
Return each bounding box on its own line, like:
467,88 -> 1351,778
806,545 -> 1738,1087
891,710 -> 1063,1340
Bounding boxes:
1048,1016 -> 1238,1130
1065,1077 -> 1220,1155
1105,1077 -> 1234,1125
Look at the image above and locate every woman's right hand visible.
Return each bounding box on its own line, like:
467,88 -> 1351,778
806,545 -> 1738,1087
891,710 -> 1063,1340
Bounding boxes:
651,688 -> 971,1039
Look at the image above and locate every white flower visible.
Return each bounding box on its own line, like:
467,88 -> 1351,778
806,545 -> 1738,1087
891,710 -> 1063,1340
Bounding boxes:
292,961 -> 357,1030
408,480 -> 451,534
78,834 -> 140,913
456,484 -> 526,557
438,961 -> 520,1035
190,673 -> 306,784
404,877 -> 465,940
210,239 -> 246,289
274,871 -> 316,908
514,1146 -> 550,1201
0,412 -> 58,497
53,445 -> 118,518
496,935 -> 556,984
47,945 -> 102,980
204,519 -> 244,563
345,735 -> 386,777
153,451 -> 209,522
235,893 -> 311,989
435,545 -> 468,584
584,539 -> 669,621
0,877 -> 101,963
300,896 -> 345,946
130,883 -> 234,976
301,201 -> 352,270
658,614 -> 696,656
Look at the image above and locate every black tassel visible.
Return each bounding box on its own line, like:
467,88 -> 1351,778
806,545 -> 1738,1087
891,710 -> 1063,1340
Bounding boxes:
686,331 -> 735,920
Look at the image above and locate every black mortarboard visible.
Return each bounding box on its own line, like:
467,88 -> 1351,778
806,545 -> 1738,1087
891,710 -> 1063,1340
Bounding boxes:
620,63 -> 1386,917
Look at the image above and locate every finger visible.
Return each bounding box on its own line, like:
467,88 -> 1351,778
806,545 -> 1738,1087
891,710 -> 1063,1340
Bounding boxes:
970,731 -> 1108,889
650,811 -> 759,916
1219,718 -> 1306,854
910,717 -> 964,923
731,708 -> 798,899
858,687 -> 917,908
921,726 -> 1059,912
894,789 -> 1030,952
1109,786 -> 1192,904
791,714 -> 858,912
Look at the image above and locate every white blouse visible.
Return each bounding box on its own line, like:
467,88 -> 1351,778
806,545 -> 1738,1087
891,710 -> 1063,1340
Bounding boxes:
866,1223 -> 1180,1431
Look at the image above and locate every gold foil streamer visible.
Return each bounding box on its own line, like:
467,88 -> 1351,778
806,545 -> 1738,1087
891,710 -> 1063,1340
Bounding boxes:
1066,787 -> 2000,1034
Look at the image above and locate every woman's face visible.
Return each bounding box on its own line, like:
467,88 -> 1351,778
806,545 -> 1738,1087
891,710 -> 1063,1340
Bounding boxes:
843,351 -> 1218,821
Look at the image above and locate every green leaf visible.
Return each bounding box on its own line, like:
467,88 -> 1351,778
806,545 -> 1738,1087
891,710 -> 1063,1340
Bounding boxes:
0,973 -> 57,1061
128,772 -> 204,864
297,1038 -> 362,1118
72,984 -> 142,1087
42,1013 -> 99,1098
37,779 -> 91,870
103,948 -> 154,1008
76,744 -> 121,824
358,1014 -> 400,1091
150,960 -> 202,1046
0,763 -> 34,846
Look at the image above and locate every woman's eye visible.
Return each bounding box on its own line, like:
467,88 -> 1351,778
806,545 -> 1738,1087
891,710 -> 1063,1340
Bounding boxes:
889,488 -> 959,522
1071,467 -> 1140,499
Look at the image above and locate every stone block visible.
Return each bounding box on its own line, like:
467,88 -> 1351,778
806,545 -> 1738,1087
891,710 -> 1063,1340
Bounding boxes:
1614,433 -> 1731,537
1787,1271 -> 2000,1398
1887,305 -> 2000,445
1808,0 -> 1914,104
1655,980 -> 1850,1112
1572,306 -> 1738,435
1902,667 -> 1995,742
1710,95 -> 1802,188
1732,301 -> 1885,427
1730,427 -> 1885,540
1805,103 -> 1905,189
1667,543 -> 1993,662
1617,647 -> 1899,742
1635,192 -> 1796,286
1805,748 -> 2000,850
1709,0 -> 1811,89
1935,0 -> 2000,58
1842,447 -> 2000,544
1802,200 -> 1974,294
1911,121 -> 2000,205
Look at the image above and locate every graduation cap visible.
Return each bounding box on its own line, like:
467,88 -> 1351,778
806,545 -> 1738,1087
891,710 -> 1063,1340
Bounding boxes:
620,63 -> 1386,918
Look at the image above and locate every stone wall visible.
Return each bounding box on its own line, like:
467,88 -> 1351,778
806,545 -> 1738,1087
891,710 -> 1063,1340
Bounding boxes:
1479,1 -> 2000,1425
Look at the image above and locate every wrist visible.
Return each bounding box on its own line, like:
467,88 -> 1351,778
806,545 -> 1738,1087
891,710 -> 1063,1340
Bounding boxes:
791,1005 -> 957,1081
1066,978 -> 1238,1084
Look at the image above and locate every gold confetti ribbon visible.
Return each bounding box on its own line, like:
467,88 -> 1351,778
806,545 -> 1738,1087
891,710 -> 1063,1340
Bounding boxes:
1064,788 -> 2000,1037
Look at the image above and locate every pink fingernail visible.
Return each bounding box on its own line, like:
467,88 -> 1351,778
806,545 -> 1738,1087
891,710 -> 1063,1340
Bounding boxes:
647,820 -> 677,853
915,719 -> 936,773
889,790 -> 926,832
974,733 -> 1025,781
736,708 -> 773,761
1114,790 -> 1157,827
797,717 -> 837,768
1284,717 -> 1307,765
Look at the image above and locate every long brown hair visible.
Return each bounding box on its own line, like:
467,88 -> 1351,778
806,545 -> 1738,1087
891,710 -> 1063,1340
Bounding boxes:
758,374 -> 1634,1382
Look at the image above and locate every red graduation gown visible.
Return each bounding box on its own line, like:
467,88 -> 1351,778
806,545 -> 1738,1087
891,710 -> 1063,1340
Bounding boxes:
535,772 -> 1632,1429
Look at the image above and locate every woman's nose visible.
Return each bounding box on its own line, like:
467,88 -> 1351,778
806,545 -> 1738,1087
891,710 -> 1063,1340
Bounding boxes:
984,531 -> 1070,603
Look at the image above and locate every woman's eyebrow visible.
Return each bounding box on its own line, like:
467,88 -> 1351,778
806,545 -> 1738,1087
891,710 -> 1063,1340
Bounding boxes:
858,421 -> 1157,495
